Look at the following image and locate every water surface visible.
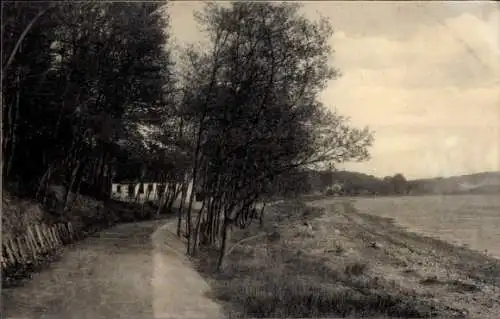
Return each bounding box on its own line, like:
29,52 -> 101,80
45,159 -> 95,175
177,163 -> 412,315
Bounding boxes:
351,194 -> 500,259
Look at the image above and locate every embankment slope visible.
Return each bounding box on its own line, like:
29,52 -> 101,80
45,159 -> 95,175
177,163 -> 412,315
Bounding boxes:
195,198 -> 500,318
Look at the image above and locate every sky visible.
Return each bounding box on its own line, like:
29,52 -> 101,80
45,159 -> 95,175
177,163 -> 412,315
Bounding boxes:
168,1 -> 500,179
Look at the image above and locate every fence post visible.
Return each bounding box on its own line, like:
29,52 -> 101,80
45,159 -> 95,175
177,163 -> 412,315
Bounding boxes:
61,224 -> 67,243
15,237 -> 27,263
54,226 -> 62,245
9,236 -> 21,264
57,224 -> 65,243
34,224 -> 48,253
41,224 -> 53,249
68,222 -> 74,240
48,225 -> 57,247
3,236 -> 16,265
62,223 -> 69,242
40,224 -> 49,249
24,233 -> 37,261
28,226 -> 41,254
50,227 -> 57,246
49,225 -> 57,247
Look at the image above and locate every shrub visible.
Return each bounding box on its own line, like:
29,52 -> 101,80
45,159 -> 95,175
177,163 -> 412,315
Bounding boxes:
344,261 -> 368,276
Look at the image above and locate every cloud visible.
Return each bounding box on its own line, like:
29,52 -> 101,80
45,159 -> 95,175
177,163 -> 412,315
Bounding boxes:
330,12 -> 499,89
329,79 -> 500,178
302,1 -> 497,41
341,125 -> 499,179
323,84 -> 499,128
326,11 -> 500,178
167,2 -> 499,178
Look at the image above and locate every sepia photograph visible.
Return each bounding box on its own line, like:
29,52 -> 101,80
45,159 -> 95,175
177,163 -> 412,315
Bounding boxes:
1,1 -> 499,318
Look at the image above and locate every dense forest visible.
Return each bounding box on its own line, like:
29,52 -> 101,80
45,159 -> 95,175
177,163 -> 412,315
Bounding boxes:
306,170 -> 410,196
2,2 -> 374,268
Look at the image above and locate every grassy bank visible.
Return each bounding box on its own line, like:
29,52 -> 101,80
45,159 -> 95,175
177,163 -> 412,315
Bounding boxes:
194,199 -> 500,318
2,191 -> 162,238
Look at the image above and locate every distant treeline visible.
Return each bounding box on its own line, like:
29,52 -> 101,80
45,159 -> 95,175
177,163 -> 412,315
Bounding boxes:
290,170 -> 500,197
274,170 -> 409,197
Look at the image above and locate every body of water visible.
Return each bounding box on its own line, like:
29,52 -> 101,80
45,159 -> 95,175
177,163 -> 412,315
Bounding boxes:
351,194 -> 500,259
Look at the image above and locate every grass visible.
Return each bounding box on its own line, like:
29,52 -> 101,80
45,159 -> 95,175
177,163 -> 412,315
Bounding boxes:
194,200 -> 450,318
193,195 -> 500,318
344,261 -> 369,276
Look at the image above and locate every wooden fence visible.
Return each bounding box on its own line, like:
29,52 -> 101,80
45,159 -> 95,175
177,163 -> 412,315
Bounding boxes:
1,222 -> 75,272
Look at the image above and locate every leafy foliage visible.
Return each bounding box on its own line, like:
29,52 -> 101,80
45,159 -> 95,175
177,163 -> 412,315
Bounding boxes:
174,2 -> 373,268
2,1 -> 374,270
2,2 -> 176,201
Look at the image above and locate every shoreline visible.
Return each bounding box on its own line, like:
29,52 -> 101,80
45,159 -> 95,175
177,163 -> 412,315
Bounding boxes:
337,194 -> 500,260
357,211 -> 500,261
195,198 -> 500,318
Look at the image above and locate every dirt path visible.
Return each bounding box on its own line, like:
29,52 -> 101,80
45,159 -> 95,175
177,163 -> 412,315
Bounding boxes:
1,219 -> 224,319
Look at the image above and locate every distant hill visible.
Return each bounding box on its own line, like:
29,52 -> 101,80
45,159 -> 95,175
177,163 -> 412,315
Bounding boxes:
407,171 -> 500,195
304,169 -> 500,196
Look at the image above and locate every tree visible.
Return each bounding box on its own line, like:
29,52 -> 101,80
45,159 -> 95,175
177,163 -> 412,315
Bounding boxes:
392,173 -> 408,195
2,2 -> 176,214
381,176 -> 394,195
2,1 -> 374,272
178,1 -> 373,270
320,170 -> 334,191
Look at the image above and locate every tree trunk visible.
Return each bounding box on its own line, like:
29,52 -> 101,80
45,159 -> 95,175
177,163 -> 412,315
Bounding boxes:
213,198 -> 222,246
177,176 -> 189,237
200,197 -> 214,246
164,181 -> 173,203
205,173 -> 222,246
101,160 -> 111,199
94,152 -> 104,189
71,167 -> 85,209
2,5 -> 54,80
205,196 -> 215,246
186,165 -> 199,255
2,90 -> 11,166
156,179 -> 169,217
190,199 -> 206,256
36,165 -> 53,201
141,185 -> 153,218
165,182 -> 181,213
157,179 -> 175,215
259,202 -> 267,228
185,27 -> 226,254
5,70 -> 21,178
216,217 -> 231,272
97,151 -> 109,199
63,161 -> 81,212
135,181 -> 144,203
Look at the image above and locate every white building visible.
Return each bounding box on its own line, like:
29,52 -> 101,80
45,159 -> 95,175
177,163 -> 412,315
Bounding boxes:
111,180 -> 195,203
